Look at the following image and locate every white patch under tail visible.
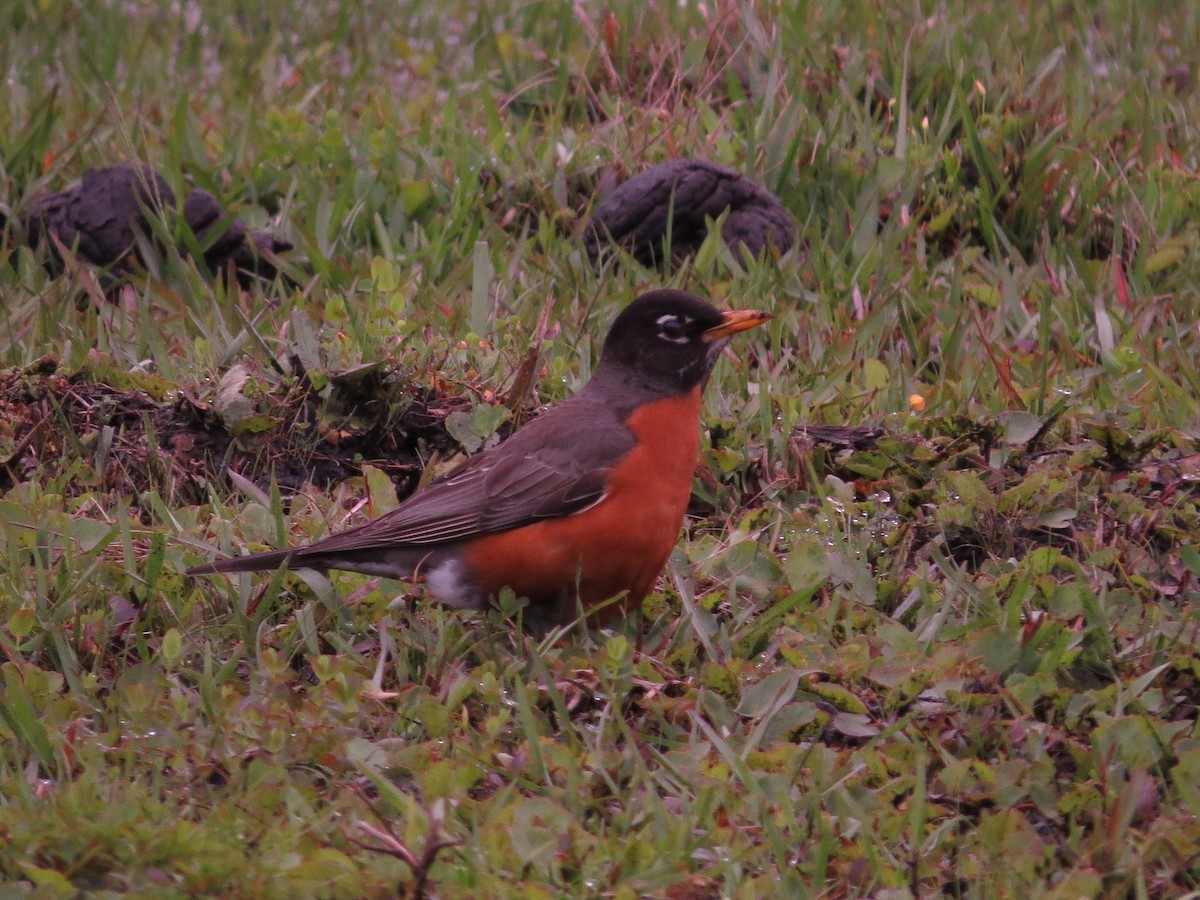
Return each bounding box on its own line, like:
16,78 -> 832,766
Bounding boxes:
425,558 -> 486,609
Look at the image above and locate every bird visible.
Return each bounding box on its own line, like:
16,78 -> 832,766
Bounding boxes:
187,289 -> 771,629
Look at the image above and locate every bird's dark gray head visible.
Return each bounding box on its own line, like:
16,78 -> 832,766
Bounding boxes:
598,289 -> 771,393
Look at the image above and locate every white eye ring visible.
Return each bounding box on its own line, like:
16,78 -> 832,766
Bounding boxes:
656,314 -> 691,343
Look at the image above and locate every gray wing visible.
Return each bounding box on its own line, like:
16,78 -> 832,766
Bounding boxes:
286,394 -> 633,559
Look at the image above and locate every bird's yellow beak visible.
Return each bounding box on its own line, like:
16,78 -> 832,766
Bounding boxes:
702,308 -> 773,342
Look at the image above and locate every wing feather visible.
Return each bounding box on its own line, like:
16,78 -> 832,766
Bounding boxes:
287,393 -> 634,558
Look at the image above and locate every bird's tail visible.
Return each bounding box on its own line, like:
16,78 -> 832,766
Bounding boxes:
186,547 -> 295,576
188,545 -> 433,580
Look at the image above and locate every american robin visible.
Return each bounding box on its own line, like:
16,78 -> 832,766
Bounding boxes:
187,289 -> 771,628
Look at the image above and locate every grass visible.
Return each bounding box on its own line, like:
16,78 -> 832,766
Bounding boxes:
2,0 -> 1199,896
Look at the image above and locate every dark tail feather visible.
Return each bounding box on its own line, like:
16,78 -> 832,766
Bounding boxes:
188,546 -> 433,580
187,547 -> 295,576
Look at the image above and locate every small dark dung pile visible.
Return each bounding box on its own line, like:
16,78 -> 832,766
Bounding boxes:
583,158 -> 797,266
2,163 -> 292,285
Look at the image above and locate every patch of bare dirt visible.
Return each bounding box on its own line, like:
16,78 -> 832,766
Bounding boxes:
0,358 -> 460,509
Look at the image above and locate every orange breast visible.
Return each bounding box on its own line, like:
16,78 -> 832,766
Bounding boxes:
461,387 -> 703,625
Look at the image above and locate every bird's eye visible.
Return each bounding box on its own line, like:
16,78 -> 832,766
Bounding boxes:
656,314 -> 690,343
